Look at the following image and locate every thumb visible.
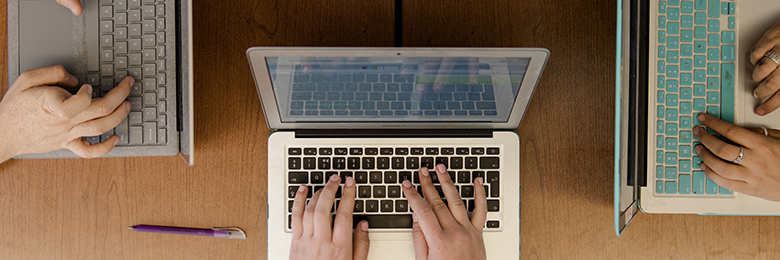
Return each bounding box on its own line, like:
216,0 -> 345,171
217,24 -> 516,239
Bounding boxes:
55,0 -> 83,15
352,221 -> 370,260
56,84 -> 93,119
412,214 -> 429,260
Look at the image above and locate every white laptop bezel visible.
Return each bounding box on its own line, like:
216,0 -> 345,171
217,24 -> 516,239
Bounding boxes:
247,47 -> 549,130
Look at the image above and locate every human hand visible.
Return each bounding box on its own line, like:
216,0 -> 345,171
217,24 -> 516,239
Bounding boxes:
749,18 -> 780,115
695,113 -> 780,201
289,175 -> 370,260
54,0 -> 83,16
405,58 -> 479,95
402,164 -> 487,260
0,65 -> 132,162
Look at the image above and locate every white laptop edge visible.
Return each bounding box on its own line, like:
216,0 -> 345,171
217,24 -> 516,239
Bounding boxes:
615,0 -> 640,237
178,0 -> 194,166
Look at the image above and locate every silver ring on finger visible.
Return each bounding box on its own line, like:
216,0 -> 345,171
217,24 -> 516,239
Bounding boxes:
765,51 -> 780,66
732,146 -> 745,164
762,126 -> 769,136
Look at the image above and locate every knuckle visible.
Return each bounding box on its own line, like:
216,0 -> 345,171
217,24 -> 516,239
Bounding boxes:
414,205 -> 434,217
55,106 -> 75,120
767,76 -> 780,89
412,228 -> 426,240
755,142 -> 771,152
359,238 -> 370,247
85,124 -> 107,136
18,70 -> 31,80
97,103 -> 115,116
53,64 -> 66,72
723,125 -> 742,137
712,144 -> 728,156
403,187 -> 416,197
431,201 -> 448,211
334,214 -> 350,224
753,51 -> 764,61
52,65 -> 69,78
718,167 -> 732,178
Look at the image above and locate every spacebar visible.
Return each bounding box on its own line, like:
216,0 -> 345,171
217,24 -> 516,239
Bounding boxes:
350,214 -> 413,229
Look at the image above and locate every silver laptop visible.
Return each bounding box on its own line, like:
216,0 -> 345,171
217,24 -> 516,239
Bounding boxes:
7,0 -> 194,165
248,47 -> 548,259
615,0 -> 780,236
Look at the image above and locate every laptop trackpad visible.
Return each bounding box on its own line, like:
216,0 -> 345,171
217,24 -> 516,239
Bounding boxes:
19,1 -> 78,74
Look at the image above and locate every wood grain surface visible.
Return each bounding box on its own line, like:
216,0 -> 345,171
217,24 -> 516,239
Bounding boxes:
1,0 -> 779,259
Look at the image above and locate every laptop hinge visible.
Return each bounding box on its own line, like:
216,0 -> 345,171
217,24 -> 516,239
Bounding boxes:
294,129 -> 493,138
630,0 -> 649,187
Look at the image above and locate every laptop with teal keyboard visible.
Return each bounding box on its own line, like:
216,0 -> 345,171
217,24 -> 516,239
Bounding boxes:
615,0 -> 780,236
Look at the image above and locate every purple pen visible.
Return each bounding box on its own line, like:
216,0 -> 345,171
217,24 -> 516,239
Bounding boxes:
129,225 -> 246,239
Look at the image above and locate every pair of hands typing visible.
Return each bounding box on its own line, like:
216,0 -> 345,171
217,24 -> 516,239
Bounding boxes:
289,164 -> 488,260
0,0 -> 134,163
695,18 -> 780,201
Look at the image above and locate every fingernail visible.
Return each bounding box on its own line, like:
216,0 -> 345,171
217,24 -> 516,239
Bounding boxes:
361,221 -> 369,231
694,127 -> 700,135
128,77 -> 135,86
86,84 -> 93,95
402,180 -> 411,188
701,163 -> 708,171
330,174 -> 339,182
695,145 -> 702,154
697,113 -> 706,122
346,176 -> 354,187
70,75 -> 78,84
67,4 -> 78,15
476,177 -> 483,185
125,101 -> 132,111
298,185 -> 305,193
437,164 -> 446,173
412,214 -> 418,223
421,168 -> 429,176
753,91 -> 759,99
113,137 -> 120,145
757,108 -> 766,116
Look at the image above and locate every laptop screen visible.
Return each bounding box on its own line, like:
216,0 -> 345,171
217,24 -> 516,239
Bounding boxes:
264,57 -> 531,123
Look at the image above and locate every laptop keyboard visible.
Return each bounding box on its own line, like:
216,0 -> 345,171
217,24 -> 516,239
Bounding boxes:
84,0 -> 175,146
653,0 -> 735,197
290,71 -> 499,117
286,146 -> 502,230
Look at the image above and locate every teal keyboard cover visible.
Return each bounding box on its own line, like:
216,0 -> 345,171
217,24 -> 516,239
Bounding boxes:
653,0 -> 736,197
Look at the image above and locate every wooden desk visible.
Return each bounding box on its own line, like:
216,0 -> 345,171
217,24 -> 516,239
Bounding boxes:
1,0 -> 779,259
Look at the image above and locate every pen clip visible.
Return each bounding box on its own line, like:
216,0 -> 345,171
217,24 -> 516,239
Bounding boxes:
212,227 -> 246,239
